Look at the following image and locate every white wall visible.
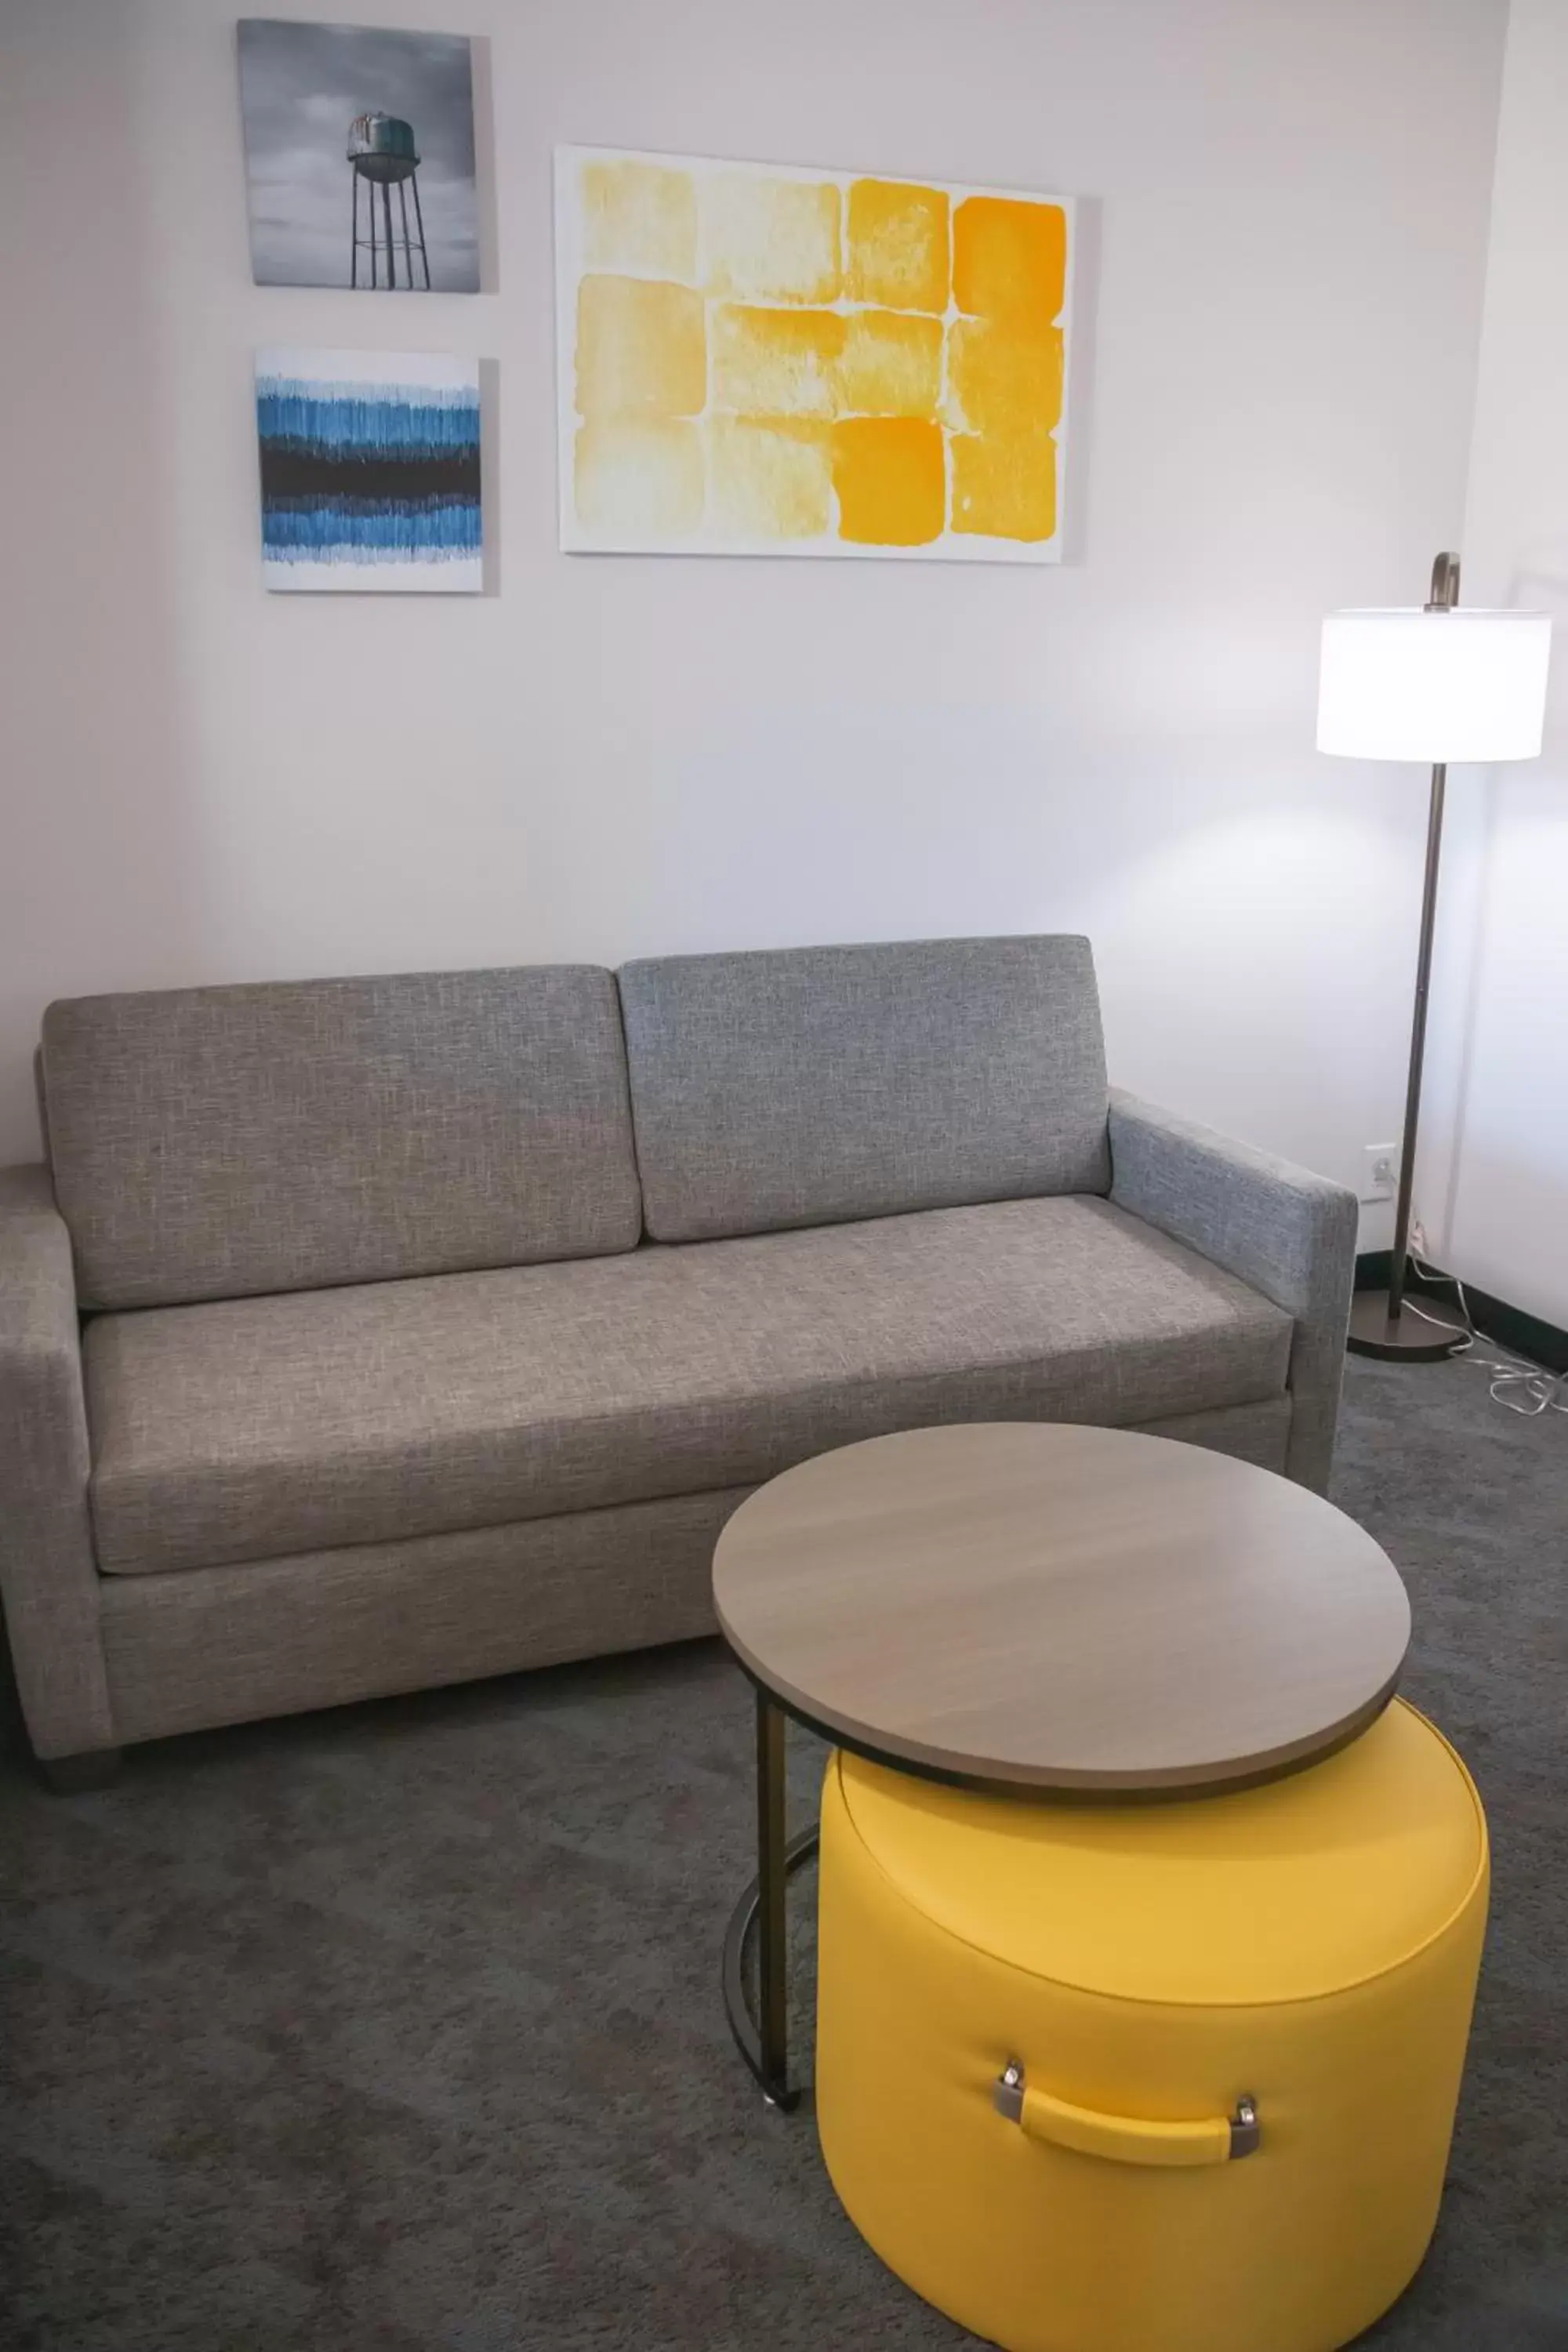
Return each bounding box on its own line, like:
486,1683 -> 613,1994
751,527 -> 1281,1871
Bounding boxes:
2,0 -> 1508,1219
1416,0 -> 1568,1327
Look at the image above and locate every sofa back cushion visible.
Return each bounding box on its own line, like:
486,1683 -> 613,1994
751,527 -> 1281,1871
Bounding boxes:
618,935 -> 1110,1243
42,967 -> 643,1308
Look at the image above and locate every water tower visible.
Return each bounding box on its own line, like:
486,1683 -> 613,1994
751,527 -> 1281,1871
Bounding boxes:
348,113 -> 431,289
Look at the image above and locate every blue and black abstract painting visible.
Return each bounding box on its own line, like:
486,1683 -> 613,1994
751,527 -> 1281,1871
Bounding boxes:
256,347 -> 482,592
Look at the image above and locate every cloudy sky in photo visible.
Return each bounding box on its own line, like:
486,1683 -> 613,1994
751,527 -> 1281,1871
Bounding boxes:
238,20 -> 478,291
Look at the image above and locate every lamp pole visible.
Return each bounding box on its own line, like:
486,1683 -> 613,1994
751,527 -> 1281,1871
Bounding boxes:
1347,550 -> 1468,1359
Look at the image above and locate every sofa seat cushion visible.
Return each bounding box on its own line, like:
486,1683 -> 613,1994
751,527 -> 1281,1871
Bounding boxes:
84,1198 -> 1294,1577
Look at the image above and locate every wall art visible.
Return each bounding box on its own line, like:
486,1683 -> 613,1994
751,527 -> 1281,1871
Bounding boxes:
555,146 -> 1073,562
256,347 -> 482,592
239,20 -> 479,291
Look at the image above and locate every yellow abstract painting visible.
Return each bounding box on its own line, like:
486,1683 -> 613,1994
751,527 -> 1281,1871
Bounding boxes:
556,146 -> 1073,562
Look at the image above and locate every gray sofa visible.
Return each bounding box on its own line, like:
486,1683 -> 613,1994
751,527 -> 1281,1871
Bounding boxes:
0,935 -> 1357,1783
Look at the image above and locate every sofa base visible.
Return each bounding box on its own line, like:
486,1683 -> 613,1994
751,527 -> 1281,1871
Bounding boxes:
99,1486 -> 755,1748
91,1398 -> 1291,1754
39,1747 -> 124,1793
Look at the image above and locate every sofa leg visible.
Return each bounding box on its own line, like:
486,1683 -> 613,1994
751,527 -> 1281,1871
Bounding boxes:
38,1748 -> 124,1794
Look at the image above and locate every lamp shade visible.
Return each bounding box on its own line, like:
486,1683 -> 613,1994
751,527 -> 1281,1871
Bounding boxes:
1317,608 -> 1551,763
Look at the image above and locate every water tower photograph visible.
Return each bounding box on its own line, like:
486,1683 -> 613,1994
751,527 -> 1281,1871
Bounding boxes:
237,20 -> 480,292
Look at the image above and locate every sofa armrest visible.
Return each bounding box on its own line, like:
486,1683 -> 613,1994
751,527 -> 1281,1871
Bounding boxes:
0,1165 -> 114,1759
1107,1093 -> 1357,1494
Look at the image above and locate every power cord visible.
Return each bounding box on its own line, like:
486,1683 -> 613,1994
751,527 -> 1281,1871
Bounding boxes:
1403,1255 -> 1568,1418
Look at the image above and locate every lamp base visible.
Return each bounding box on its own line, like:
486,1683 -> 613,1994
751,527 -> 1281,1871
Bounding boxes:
1347,1288 -> 1468,1363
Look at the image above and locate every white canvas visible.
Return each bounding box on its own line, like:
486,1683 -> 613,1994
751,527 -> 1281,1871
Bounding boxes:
256,347 -> 482,593
555,145 -> 1074,564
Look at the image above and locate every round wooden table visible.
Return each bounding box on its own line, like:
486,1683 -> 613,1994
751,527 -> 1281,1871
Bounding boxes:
712,1423 -> 1411,2106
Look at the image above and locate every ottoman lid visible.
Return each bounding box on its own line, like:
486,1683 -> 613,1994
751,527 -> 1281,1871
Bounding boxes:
835,1700 -> 1487,2006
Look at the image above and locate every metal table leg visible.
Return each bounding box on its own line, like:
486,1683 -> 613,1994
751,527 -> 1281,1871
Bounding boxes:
720,1686 -> 818,2109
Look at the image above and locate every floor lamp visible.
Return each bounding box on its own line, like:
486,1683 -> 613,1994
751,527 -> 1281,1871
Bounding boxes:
1317,552 -> 1552,1360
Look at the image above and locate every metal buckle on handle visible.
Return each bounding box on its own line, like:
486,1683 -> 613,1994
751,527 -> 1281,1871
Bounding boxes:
993,2062 -> 1261,2158
1229,2095 -> 1261,2158
995,2060 -> 1026,2123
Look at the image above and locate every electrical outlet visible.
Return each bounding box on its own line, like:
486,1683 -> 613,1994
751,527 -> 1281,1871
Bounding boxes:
1361,1142 -> 1399,1203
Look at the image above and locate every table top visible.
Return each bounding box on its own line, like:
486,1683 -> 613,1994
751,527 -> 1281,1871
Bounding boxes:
711,1424 -> 1411,1795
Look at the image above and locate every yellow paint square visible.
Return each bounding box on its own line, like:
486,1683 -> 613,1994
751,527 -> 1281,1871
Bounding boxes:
704,174 -> 841,303
953,196 -> 1067,323
945,316 -> 1064,438
832,418 -> 945,546
845,180 -> 949,313
575,419 -> 705,535
951,427 -> 1058,543
708,418 -> 832,539
838,311 -> 942,419
711,305 -> 844,419
575,275 -> 706,419
581,161 -> 698,283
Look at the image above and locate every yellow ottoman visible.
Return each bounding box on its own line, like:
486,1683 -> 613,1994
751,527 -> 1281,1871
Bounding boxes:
817,1699 -> 1488,2352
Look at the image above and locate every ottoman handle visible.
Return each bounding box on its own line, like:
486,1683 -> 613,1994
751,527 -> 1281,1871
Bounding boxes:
994,2063 -> 1260,2166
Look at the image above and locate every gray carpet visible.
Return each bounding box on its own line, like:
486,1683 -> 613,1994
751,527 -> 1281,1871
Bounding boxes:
2,1358 -> 1566,2351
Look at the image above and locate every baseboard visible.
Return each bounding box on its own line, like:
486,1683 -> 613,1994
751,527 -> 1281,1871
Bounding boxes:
1354,1252 -> 1568,1376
